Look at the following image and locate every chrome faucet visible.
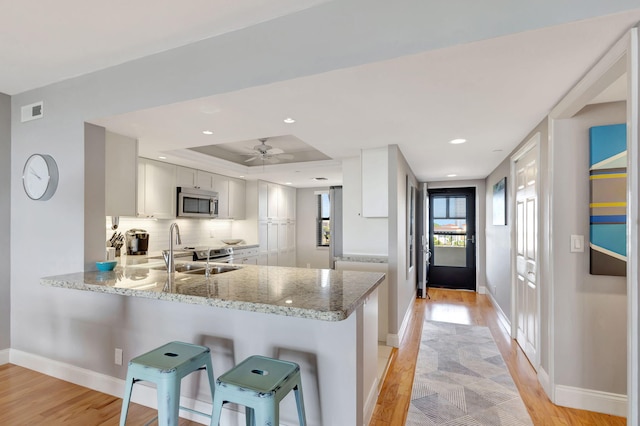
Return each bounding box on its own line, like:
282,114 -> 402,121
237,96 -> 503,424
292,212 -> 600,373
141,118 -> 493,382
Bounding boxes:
164,223 -> 182,273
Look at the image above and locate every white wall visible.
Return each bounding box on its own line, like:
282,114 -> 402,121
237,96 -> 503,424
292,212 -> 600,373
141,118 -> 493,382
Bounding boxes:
552,101 -> 627,395
342,157 -> 389,256
484,118 -> 549,333
387,146 -> 418,341
296,187 -> 330,269
427,179 -> 487,293
0,93 -> 10,350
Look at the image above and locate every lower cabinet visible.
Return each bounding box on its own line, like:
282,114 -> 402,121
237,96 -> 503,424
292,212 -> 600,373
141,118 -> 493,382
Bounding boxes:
232,247 -> 259,265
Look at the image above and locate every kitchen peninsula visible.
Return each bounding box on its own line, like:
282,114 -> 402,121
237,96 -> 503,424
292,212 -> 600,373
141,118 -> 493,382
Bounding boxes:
41,261 -> 384,425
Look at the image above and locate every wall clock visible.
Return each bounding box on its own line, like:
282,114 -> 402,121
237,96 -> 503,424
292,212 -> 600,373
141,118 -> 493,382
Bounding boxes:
22,154 -> 59,201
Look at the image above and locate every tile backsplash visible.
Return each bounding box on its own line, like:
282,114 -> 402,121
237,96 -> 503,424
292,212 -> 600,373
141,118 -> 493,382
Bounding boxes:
105,217 -> 235,253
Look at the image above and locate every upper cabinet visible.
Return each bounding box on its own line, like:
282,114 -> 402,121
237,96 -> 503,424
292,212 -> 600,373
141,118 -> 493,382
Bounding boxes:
105,131 -> 138,217
110,156 -> 245,220
176,166 -> 197,188
214,175 -> 230,218
196,170 -> 215,191
175,165 -> 245,220
138,158 -> 176,219
228,178 -> 246,219
258,180 -> 295,221
361,147 -> 389,217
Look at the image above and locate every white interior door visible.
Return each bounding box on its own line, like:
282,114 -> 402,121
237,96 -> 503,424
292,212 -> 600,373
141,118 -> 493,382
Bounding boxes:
515,145 -> 539,367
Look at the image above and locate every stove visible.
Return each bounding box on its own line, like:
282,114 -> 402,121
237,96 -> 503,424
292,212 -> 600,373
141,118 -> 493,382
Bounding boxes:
187,247 -> 234,263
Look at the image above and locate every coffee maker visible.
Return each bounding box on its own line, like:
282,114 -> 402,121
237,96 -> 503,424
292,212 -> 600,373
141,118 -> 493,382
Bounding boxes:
126,229 -> 149,255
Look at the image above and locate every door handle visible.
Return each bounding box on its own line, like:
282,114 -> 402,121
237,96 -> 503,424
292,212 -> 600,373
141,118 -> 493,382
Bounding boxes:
467,235 -> 475,244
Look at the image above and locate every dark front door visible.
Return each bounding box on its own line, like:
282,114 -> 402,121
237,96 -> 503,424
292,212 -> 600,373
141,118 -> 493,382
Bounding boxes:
428,187 -> 476,291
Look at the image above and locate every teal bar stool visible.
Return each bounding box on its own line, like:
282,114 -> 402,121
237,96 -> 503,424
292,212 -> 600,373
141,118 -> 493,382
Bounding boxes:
119,341 -> 215,426
210,355 -> 307,426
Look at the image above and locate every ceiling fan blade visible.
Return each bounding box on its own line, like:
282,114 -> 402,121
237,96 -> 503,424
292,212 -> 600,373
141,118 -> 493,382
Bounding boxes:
267,148 -> 284,155
266,157 -> 280,164
244,156 -> 258,162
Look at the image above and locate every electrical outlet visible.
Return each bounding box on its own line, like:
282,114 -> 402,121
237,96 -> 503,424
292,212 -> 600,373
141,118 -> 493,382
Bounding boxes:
115,348 -> 123,366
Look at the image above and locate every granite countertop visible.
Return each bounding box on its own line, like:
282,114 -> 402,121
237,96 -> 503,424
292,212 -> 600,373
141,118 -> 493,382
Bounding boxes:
335,254 -> 389,264
41,262 -> 385,322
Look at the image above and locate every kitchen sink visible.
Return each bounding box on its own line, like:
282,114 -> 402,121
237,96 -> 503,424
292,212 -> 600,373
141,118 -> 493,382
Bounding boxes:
151,263 -> 204,273
151,264 -> 240,275
184,265 -> 241,275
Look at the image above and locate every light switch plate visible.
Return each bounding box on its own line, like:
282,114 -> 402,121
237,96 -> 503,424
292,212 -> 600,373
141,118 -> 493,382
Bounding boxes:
570,235 -> 584,253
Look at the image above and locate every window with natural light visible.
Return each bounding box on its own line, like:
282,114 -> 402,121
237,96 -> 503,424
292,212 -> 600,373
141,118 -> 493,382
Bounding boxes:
317,192 -> 330,247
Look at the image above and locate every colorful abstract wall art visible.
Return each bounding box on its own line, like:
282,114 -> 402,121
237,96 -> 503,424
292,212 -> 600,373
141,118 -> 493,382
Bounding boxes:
589,123 -> 627,276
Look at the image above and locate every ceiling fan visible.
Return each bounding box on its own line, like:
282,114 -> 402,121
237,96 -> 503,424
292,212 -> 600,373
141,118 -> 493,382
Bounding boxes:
244,138 -> 294,163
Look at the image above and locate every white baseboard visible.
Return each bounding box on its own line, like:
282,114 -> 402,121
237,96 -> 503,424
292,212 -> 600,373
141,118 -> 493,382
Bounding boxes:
10,349 -> 124,398
0,348 -> 9,365
386,296 -> 413,348
555,384 -> 627,418
364,377 -> 379,426
8,349 -> 240,425
478,286 -> 487,295
537,366 -> 552,399
486,290 -> 511,335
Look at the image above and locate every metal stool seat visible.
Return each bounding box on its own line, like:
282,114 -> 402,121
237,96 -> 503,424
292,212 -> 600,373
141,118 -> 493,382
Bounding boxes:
119,341 -> 215,425
210,355 -> 307,426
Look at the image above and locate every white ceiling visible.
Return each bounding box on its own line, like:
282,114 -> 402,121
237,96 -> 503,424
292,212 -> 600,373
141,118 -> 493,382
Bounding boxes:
0,0 -> 330,95
4,2 -> 640,187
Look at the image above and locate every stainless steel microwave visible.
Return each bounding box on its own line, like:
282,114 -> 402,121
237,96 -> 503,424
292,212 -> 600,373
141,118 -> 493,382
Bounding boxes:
177,187 -> 219,218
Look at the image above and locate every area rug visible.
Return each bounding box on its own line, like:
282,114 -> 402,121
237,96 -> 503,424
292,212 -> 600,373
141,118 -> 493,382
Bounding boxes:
405,320 -> 533,425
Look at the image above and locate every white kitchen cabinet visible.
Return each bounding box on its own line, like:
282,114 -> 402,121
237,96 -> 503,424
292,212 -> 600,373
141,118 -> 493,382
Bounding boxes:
228,178 -> 246,219
137,158 -> 176,219
176,166 -> 197,187
267,183 -> 279,219
284,186 -> 296,220
256,180 -> 297,266
105,131 -> 138,217
232,247 -> 259,265
258,181 -> 268,220
361,147 -> 388,217
196,170 -> 215,191
214,175 -> 230,218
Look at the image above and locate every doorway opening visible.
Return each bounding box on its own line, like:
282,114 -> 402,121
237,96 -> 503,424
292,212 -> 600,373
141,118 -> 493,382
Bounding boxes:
428,187 -> 476,291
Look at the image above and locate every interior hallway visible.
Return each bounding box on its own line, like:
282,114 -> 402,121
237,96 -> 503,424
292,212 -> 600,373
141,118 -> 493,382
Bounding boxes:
0,288 -> 627,425
370,288 -> 626,425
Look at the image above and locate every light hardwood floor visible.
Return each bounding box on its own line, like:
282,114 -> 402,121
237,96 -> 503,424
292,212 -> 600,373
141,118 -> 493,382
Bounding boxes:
370,288 -> 627,425
0,289 -> 627,425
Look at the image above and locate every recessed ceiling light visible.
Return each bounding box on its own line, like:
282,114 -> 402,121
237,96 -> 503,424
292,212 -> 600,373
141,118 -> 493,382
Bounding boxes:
449,138 -> 467,145
285,182 -> 292,185
447,174 -> 457,177
492,148 -> 503,152
283,117 -> 296,124
239,175 -> 245,178
202,130 -> 213,135
285,299 -> 293,304
158,156 -> 167,160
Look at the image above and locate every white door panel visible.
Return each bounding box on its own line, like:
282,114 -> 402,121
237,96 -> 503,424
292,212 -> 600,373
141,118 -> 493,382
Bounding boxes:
515,145 -> 539,368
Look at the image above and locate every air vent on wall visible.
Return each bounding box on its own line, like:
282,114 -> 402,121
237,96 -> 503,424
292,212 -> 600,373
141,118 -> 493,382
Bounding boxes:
21,101 -> 43,122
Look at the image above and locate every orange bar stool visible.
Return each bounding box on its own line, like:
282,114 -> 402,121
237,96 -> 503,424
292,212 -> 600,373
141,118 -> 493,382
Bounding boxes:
119,341 -> 215,425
